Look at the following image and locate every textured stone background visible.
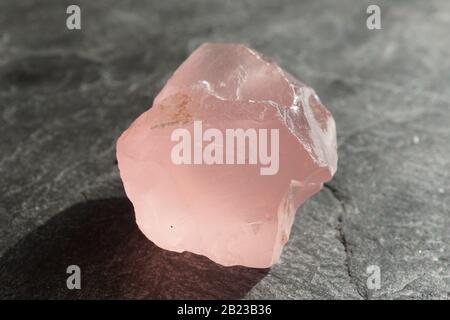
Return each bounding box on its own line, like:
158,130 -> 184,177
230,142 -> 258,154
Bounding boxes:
0,0 -> 448,299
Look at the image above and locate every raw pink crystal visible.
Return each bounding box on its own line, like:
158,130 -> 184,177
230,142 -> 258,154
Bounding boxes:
116,43 -> 337,268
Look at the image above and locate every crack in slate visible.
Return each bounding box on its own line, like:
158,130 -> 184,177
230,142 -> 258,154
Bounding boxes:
323,183 -> 368,300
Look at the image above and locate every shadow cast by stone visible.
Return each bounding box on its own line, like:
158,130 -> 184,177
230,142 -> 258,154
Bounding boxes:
0,198 -> 268,299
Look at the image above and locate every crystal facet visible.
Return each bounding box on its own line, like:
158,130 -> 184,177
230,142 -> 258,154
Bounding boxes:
116,43 -> 337,268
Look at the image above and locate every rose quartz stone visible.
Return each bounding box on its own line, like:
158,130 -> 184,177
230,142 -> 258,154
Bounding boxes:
116,43 -> 337,268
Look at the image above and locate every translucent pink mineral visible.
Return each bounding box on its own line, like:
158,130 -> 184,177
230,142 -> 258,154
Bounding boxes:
116,43 -> 337,268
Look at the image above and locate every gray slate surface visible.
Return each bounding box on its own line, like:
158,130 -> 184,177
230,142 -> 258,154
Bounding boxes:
0,0 -> 448,299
